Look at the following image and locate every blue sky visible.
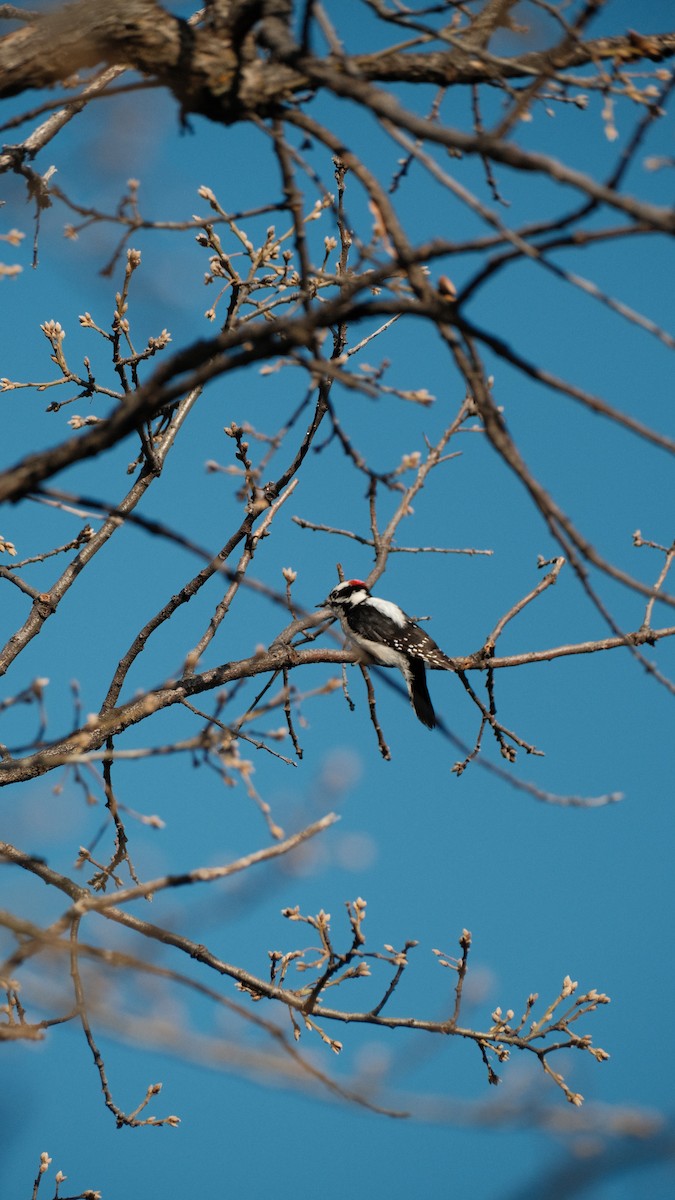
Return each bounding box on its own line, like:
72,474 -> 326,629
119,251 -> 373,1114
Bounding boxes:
1,3 -> 674,1198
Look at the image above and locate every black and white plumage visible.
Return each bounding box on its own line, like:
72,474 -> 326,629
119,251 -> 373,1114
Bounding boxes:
320,579 -> 454,729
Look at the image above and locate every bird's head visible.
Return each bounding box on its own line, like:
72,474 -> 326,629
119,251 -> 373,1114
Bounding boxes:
318,579 -> 371,613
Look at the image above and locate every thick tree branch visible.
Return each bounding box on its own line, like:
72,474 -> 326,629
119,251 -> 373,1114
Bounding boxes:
1,1 -> 673,120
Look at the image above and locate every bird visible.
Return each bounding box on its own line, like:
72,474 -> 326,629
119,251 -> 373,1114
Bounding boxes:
319,578 -> 454,729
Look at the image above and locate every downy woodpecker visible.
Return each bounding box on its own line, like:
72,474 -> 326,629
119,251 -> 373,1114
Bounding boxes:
320,578 -> 454,729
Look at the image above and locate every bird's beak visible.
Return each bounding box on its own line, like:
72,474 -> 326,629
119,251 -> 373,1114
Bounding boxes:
315,600 -> 329,609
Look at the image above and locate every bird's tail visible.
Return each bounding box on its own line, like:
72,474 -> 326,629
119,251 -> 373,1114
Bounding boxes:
407,659 -> 436,729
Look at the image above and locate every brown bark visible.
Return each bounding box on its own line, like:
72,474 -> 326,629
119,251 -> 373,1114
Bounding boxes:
1,1 -> 673,123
